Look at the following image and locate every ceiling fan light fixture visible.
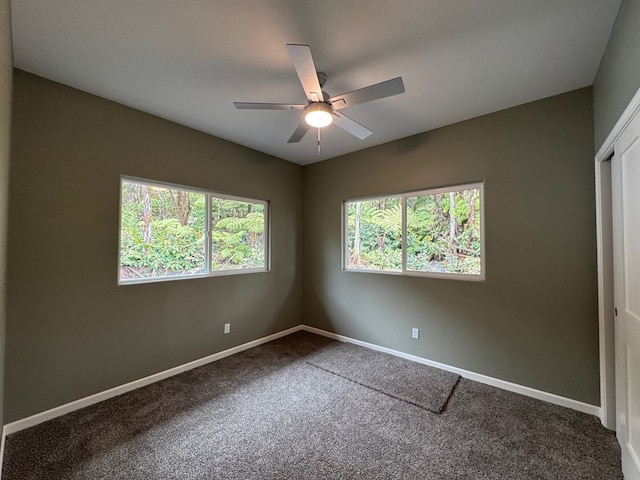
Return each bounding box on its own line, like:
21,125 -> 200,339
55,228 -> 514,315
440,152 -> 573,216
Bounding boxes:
305,102 -> 333,128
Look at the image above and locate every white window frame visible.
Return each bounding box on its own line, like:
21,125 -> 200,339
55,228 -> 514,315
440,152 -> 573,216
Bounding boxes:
343,182 -> 485,281
119,176 -> 270,285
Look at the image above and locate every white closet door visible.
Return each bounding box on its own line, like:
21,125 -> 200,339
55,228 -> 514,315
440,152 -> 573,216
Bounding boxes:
612,109 -> 640,480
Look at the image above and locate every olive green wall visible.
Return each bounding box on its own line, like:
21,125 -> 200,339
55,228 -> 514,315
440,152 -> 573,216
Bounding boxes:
5,70 -> 303,422
303,88 -> 599,405
593,0 -> 640,149
0,0 -> 13,430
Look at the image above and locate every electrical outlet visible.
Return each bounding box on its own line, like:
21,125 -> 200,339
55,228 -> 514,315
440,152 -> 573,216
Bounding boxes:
224,323 -> 231,334
412,327 -> 419,339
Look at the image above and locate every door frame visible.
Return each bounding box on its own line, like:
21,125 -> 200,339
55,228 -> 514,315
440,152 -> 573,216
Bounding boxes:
595,84 -> 640,430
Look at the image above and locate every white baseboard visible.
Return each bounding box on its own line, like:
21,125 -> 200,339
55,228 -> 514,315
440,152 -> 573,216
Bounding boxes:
301,325 -> 600,417
0,322 -> 600,472
1,325 -> 303,440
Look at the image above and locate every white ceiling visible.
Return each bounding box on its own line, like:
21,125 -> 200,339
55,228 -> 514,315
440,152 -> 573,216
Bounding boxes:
11,0 -> 621,166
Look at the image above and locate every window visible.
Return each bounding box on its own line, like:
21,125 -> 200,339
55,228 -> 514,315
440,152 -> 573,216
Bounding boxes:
119,177 -> 268,284
345,182 -> 484,280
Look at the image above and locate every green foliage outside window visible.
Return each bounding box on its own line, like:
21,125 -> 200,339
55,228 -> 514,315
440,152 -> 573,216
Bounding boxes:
211,198 -> 265,271
120,183 -> 206,280
120,179 -> 267,283
347,196 -> 402,271
406,189 -> 481,275
346,185 -> 482,277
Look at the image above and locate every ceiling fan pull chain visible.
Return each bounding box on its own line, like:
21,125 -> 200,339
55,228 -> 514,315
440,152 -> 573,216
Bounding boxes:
317,128 -> 321,155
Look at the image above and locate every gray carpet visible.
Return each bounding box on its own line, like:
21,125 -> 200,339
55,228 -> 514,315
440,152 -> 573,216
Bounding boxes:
305,340 -> 459,412
2,331 -> 623,479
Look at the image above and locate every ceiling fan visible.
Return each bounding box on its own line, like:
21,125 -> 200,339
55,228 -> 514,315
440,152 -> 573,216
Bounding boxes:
234,44 -> 405,148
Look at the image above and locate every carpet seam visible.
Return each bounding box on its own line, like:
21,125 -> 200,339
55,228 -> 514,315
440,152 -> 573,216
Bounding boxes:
305,360 -> 460,414
438,375 -> 462,414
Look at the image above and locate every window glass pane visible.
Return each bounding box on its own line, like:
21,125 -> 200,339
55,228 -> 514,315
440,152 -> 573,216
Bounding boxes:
406,187 -> 481,275
211,198 -> 266,271
346,196 -> 402,271
120,181 -> 206,281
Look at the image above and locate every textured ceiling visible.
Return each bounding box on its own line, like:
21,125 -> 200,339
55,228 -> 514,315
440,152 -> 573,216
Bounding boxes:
11,0 -> 621,165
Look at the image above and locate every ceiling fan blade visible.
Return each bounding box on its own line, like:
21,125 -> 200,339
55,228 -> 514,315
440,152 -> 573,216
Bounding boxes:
234,102 -> 306,110
286,44 -> 323,103
287,119 -> 311,143
332,111 -> 373,140
329,77 -> 405,111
